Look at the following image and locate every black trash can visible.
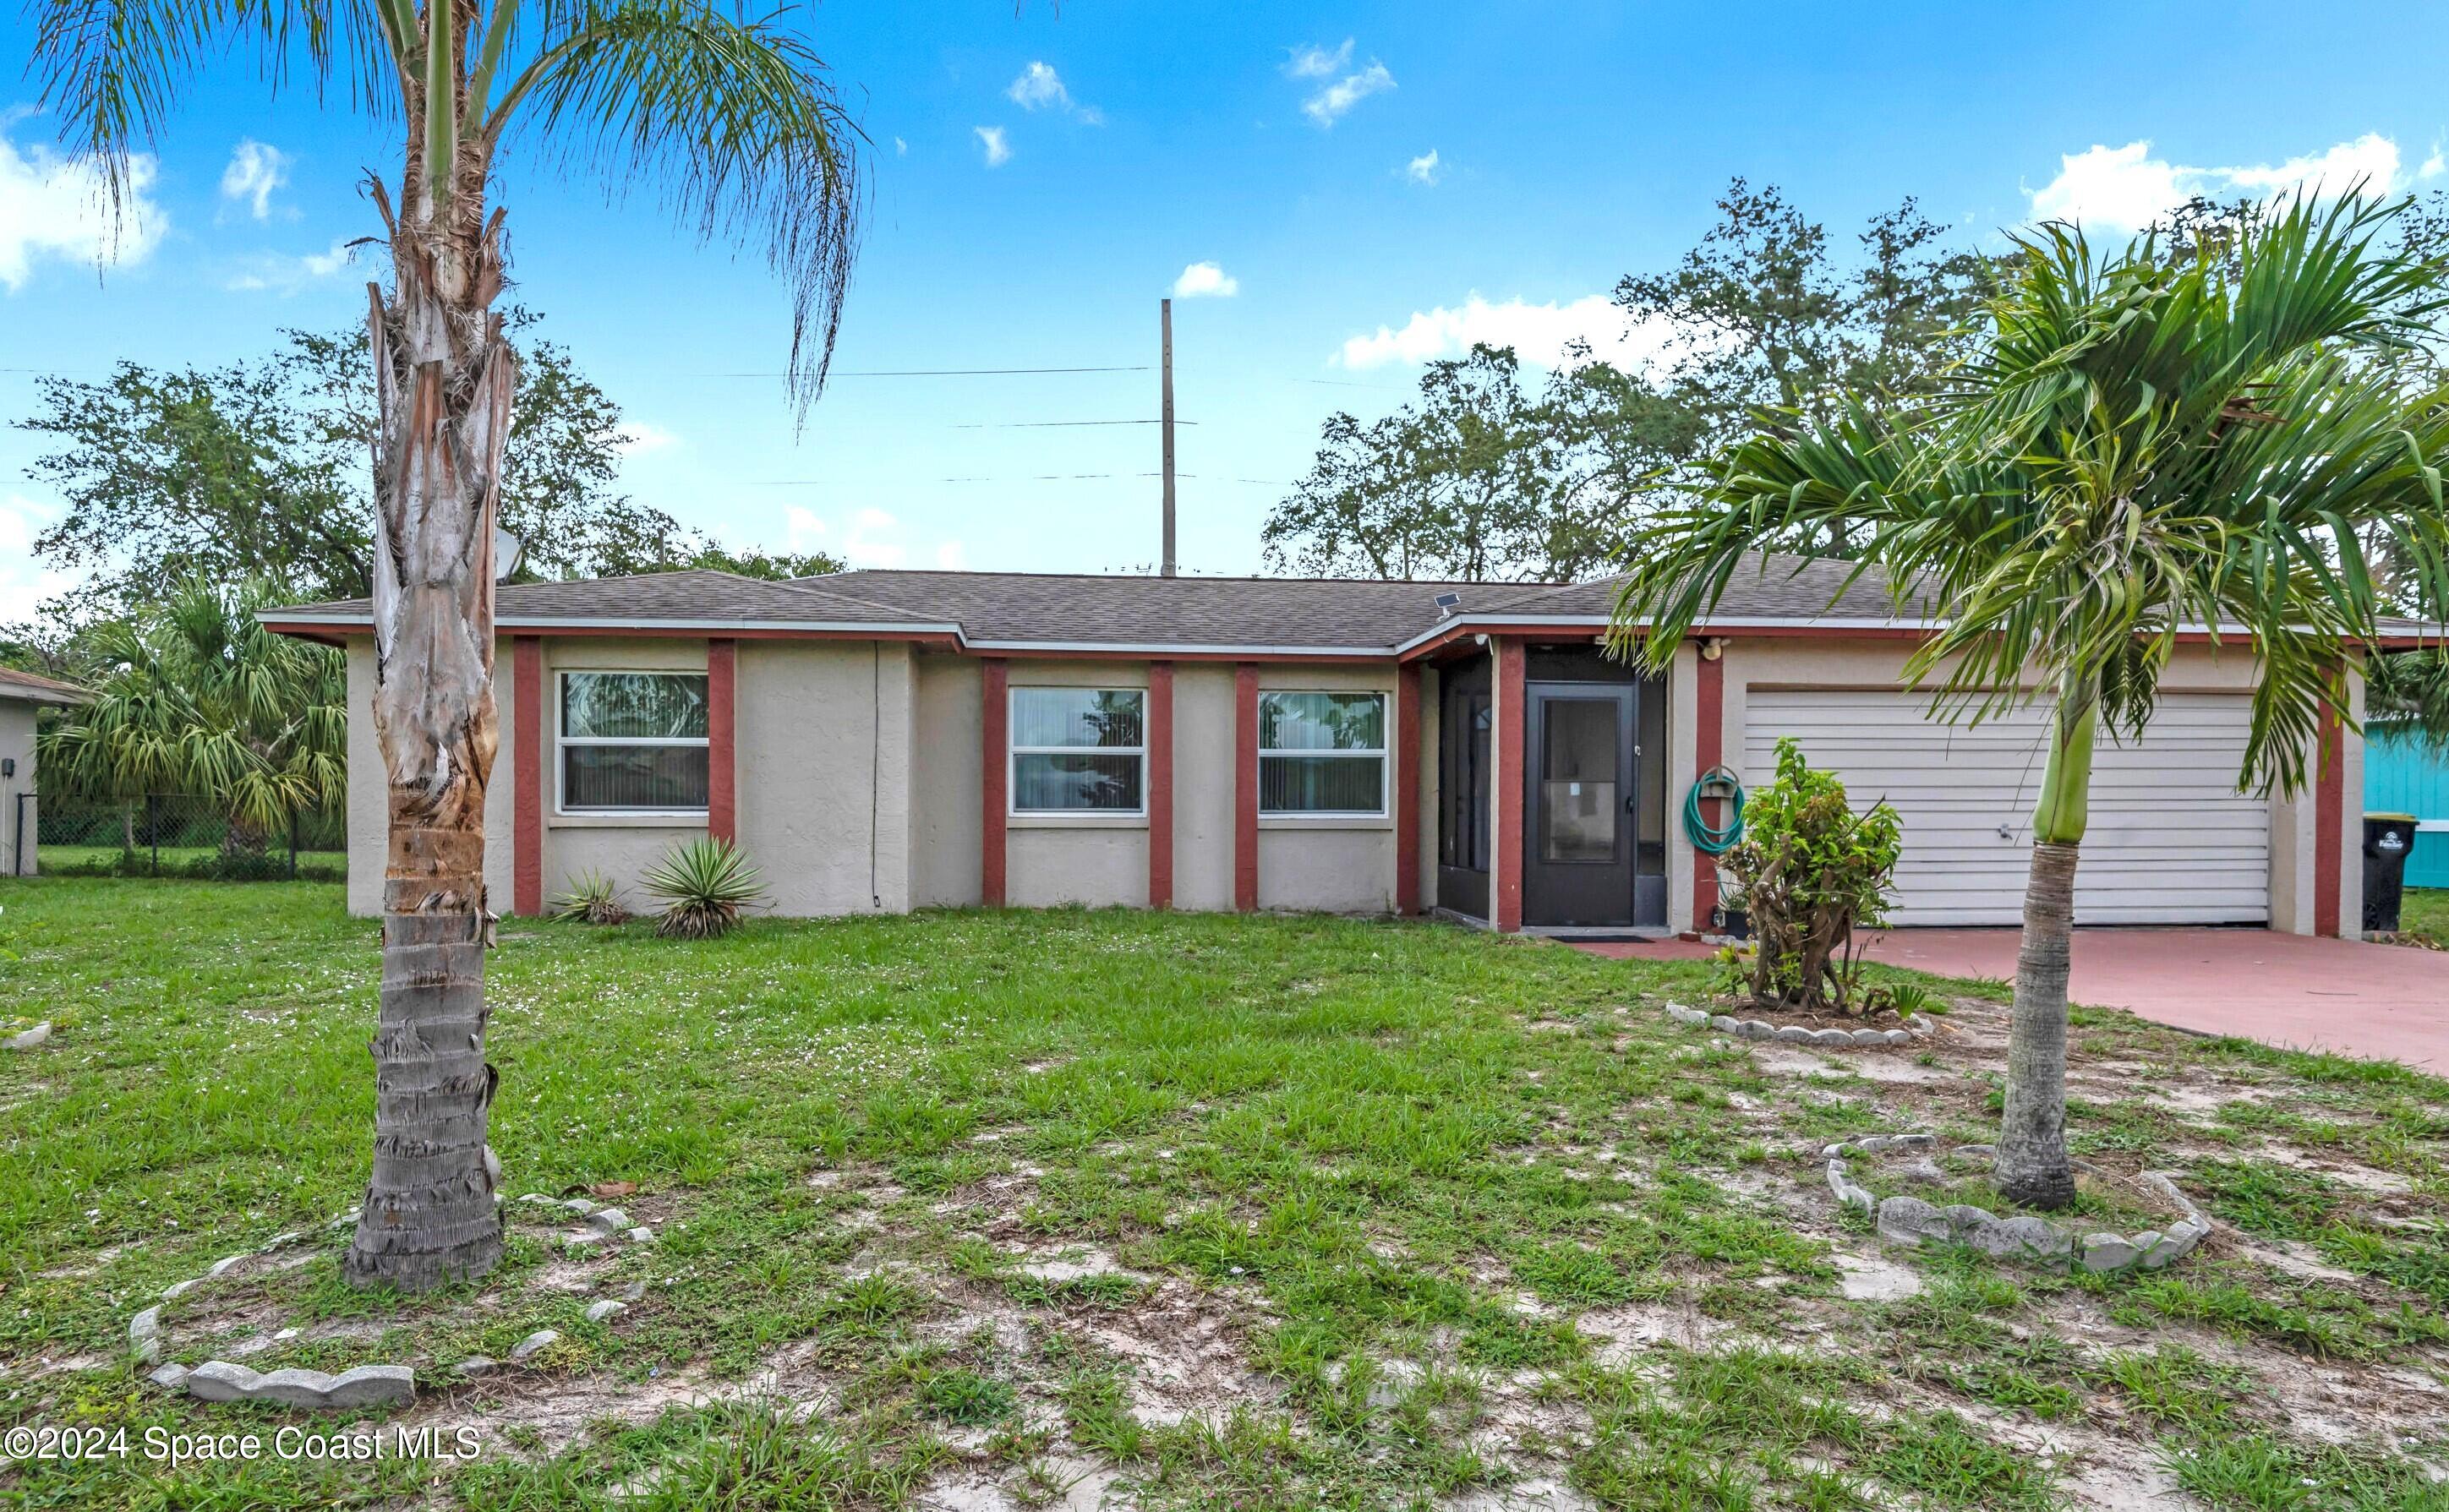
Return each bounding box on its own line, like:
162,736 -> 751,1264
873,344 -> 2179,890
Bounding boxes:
2364,813 -> 2419,934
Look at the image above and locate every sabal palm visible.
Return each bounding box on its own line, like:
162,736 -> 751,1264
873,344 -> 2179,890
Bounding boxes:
30,0 -> 862,1285
1615,195 -> 2449,1207
41,579 -> 347,845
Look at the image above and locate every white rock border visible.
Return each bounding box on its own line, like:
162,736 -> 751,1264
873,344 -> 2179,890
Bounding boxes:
1823,1134 -> 2212,1275
1661,1001 -> 1921,1048
130,1195 -> 654,1403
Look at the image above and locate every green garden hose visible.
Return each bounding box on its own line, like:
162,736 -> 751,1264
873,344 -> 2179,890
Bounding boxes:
1685,767 -> 1746,854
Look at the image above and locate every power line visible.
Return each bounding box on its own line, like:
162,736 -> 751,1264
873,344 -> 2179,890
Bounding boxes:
702,364 -> 1151,378
747,472 -> 1287,486
947,418 -> 1199,429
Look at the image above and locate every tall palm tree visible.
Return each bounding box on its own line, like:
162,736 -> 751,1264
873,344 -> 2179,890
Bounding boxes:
29,0 -> 862,1287
41,579 -> 347,856
1614,195 -> 2449,1208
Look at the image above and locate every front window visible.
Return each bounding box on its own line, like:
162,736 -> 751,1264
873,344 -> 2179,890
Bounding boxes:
1260,690 -> 1387,816
1011,687 -> 1145,814
558,671 -> 710,813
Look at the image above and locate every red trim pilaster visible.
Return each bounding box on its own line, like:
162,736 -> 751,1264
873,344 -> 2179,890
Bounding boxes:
982,658 -> 1009,906
708,638 -> 737,845
1494,637 -> 1526,933
1396,665 -> 1421,915
2315,696 -> 2342,937
1148,662 -> 1175,909
511,636 -> 544,917
1693,646 -> 1726,931
1234,662 -> 1260,911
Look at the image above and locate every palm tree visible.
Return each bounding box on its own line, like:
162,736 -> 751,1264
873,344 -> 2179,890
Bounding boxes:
1613,195 -> 2449,1208
29,0 -> 862,1287
41,579 -> 347,859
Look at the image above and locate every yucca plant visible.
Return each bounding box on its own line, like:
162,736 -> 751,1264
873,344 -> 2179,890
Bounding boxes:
641,838 -> 766,940
548,870 -> 630,925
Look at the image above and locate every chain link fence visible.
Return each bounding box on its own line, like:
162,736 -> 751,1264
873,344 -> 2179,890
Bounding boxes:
28,794 -> 346,881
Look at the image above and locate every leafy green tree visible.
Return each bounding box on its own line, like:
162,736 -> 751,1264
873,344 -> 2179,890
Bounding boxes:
39,580 -> 346,858
28,0 -> 864,1289
17,312 -> 745,627
1612,196 -> 2449,1208
1264,345 -> 1701,581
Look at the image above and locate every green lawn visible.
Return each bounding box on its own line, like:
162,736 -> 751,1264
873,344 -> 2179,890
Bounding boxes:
2397,887 -> 2449,949
2,879 -> 2445,1509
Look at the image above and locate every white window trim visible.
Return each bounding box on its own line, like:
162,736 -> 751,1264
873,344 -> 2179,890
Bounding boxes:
555,669 -> 712,818
1259,690 -> 1391,819
1009,686 -> 1148,818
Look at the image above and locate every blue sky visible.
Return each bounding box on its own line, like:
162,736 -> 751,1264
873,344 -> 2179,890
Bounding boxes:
4,0 -> 2446,617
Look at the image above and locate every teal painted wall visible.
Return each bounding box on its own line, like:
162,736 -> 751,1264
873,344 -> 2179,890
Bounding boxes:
2365,737 -> 2449,888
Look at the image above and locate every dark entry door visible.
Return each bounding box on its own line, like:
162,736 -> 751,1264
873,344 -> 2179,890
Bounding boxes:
1523,684 -> 1637,928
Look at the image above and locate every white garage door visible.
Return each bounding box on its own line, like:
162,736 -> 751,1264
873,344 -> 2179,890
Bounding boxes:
1741,690 -> 2270,927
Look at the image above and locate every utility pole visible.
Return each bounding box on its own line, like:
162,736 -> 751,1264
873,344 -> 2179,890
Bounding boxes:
1159,297 -> 1177,576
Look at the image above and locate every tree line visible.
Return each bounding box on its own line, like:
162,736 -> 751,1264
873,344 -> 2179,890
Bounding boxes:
8,309 -> 844,856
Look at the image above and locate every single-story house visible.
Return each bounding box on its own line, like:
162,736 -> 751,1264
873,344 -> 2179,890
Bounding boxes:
262,554 -> 2408,939
0,666 -> 91,879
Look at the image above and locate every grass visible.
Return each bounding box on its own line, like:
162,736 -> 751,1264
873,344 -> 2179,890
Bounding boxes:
3,877 -> 2446,1509
2395,886 -> 2449,949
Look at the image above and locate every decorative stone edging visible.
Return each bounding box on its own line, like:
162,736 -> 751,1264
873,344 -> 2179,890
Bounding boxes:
1662,1002 -> 1921,1048
131,1194 -> 652,1403
1823,1133 -> 2212,1275
152,1361 -> 415,1409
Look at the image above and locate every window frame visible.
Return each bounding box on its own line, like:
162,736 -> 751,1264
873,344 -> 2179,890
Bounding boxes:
1258,689 -> 1391,820
1007,685 -> 1149,819
554,668 -> 713,818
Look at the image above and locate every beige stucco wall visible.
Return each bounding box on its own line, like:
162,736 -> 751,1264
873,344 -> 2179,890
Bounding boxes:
911,652 -> 983,908
1706,635 -> 2364,939
1,701 -> 38,878
733,639 -> 915,917
1171,665 -> 1238,912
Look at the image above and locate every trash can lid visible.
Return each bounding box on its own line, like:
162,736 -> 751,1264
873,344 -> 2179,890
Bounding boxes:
2365,811 -> 2419,822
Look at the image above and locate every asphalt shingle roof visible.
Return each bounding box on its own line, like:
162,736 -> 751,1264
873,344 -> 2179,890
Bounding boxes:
265,554 -> 2438,651
0,665 -> 90,703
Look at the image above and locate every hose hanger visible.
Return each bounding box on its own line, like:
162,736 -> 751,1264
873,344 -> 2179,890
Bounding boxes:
1685,766 -> 1746,855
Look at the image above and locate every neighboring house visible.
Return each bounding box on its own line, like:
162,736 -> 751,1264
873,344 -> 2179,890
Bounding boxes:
262,554 -> 2406,939
0,667 -> 91,878
2366,734 -> 2449,890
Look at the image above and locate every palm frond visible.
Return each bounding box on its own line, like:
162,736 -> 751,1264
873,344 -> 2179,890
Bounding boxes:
487,0 -> 864,407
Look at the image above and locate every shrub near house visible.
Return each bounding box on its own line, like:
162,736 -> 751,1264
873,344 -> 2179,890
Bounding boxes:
1720,736 -> 1901,1016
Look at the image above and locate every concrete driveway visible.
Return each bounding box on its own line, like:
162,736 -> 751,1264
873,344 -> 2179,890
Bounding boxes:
1578,928 -> 2448,1069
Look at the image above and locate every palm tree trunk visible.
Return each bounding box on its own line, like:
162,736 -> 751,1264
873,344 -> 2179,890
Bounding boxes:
343,186 -> 516,1291
1995,674 -> 2096,1210
1998,838 -> 2080,1207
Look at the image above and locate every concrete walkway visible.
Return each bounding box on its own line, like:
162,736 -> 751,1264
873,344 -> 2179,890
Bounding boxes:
1577,928 -> 2447,1069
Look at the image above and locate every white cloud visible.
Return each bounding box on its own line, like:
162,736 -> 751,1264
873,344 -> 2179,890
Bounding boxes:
0,123 -> 163,292
1301,60 -> 1394,128
0,494 -> 76,625
614,422 -> 680,456
2026,134 -> 2407,233
975,125 -> 1011,167
1007,62 -> 1102,125
1405,149 -> 1440,186
1008,62 -> 1068,110
1171,260 -> 1238,298
222,238 -> 354,293
894,135 -> 909,156
218,139 -> 288,221
1284,39 -> 1353,79
782,505 -> 963,571
1338,292 -> 1682,372
2423,140 -> 2445,180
